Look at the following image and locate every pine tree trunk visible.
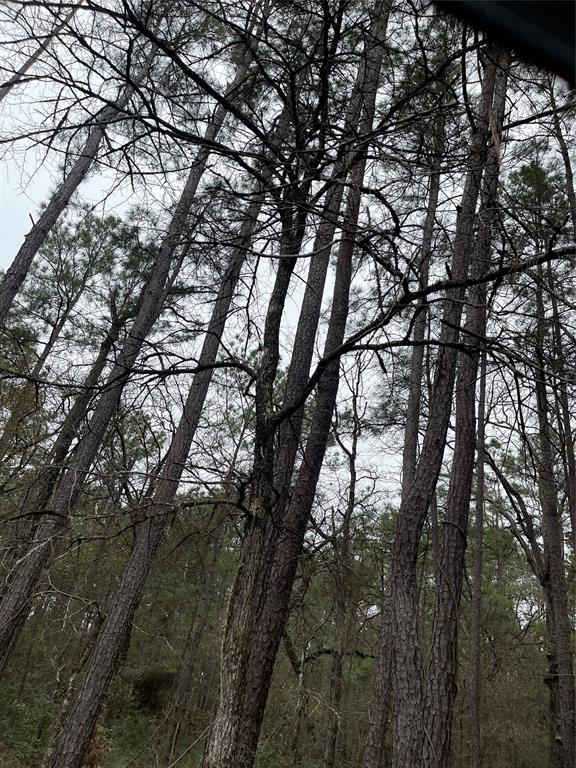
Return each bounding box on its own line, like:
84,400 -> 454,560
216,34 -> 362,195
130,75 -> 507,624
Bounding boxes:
324,414 -> 357,768
361,102 -> 444,768
217,7 -> 392,765
218,19 -> 392,768
0,310 -> 124,608
468,351 -> 486,768
546,262 -> 576,557
201,223 -> 304,768
0,43 -> 158,324
0,4 -> 79,103
544,601 -> 565,768
549,79 -> 576,555
0,276 -> 91,462
164,519 -> 224,764
235,98 -> 380,760
534,271 -> 576,768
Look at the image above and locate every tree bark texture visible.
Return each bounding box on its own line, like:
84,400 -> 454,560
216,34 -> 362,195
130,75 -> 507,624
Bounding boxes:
201,203 -> 307,768
389,46 -> 499,768
362,103 -> 445,768
236,165 -> 361,768
220,4 -> 393,765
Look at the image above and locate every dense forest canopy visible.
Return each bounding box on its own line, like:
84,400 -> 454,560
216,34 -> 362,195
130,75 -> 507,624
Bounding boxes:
0,2 -> 574,767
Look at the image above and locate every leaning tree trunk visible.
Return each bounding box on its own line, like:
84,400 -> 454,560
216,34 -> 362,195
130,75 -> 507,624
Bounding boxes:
0,266 -> 94,463
422,49 -> 509,768
388,47 -> 499,768
270,0 -> 393,510
203,165 -> 345,768
164,542 -> 220,766
236,53 -> 389,751
200,195 -> 309,768
200,10 -> 382,757
0,51 -> 254,677
0,42 -> 158,325
0,4 -> 79,103
0,304 -> 128,589
43,190 -> 260,768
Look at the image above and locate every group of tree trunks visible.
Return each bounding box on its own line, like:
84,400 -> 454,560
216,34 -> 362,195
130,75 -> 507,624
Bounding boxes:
0,2 -> 574,768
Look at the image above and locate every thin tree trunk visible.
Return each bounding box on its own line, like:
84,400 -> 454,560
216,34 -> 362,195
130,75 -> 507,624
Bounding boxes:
0,52 -> 254,677
292,642 -> 310,768
0,4 -> 79,103
0,309 -> 124,589
219,12 -> 392,768
422,50 -> 509,768
324,405 -> 358,768
549,78 -> 576,554
236,84 -> 385,762
40,609 -> 104,768
201,206 -> 307,768
487,453 -> 566,768
468,351 -> 486,768
165,539 -> 220,765
401,118 -> 444,497
544,599 -> 565,768
0,274 -> 91,462
269,0 -> 391,510
289,578 -> 314,768
235,171 -> 359,768
534,269 -> 576,768
29,304 -> 127,506
547,262 -> 576,556
362,595 -> 393,768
